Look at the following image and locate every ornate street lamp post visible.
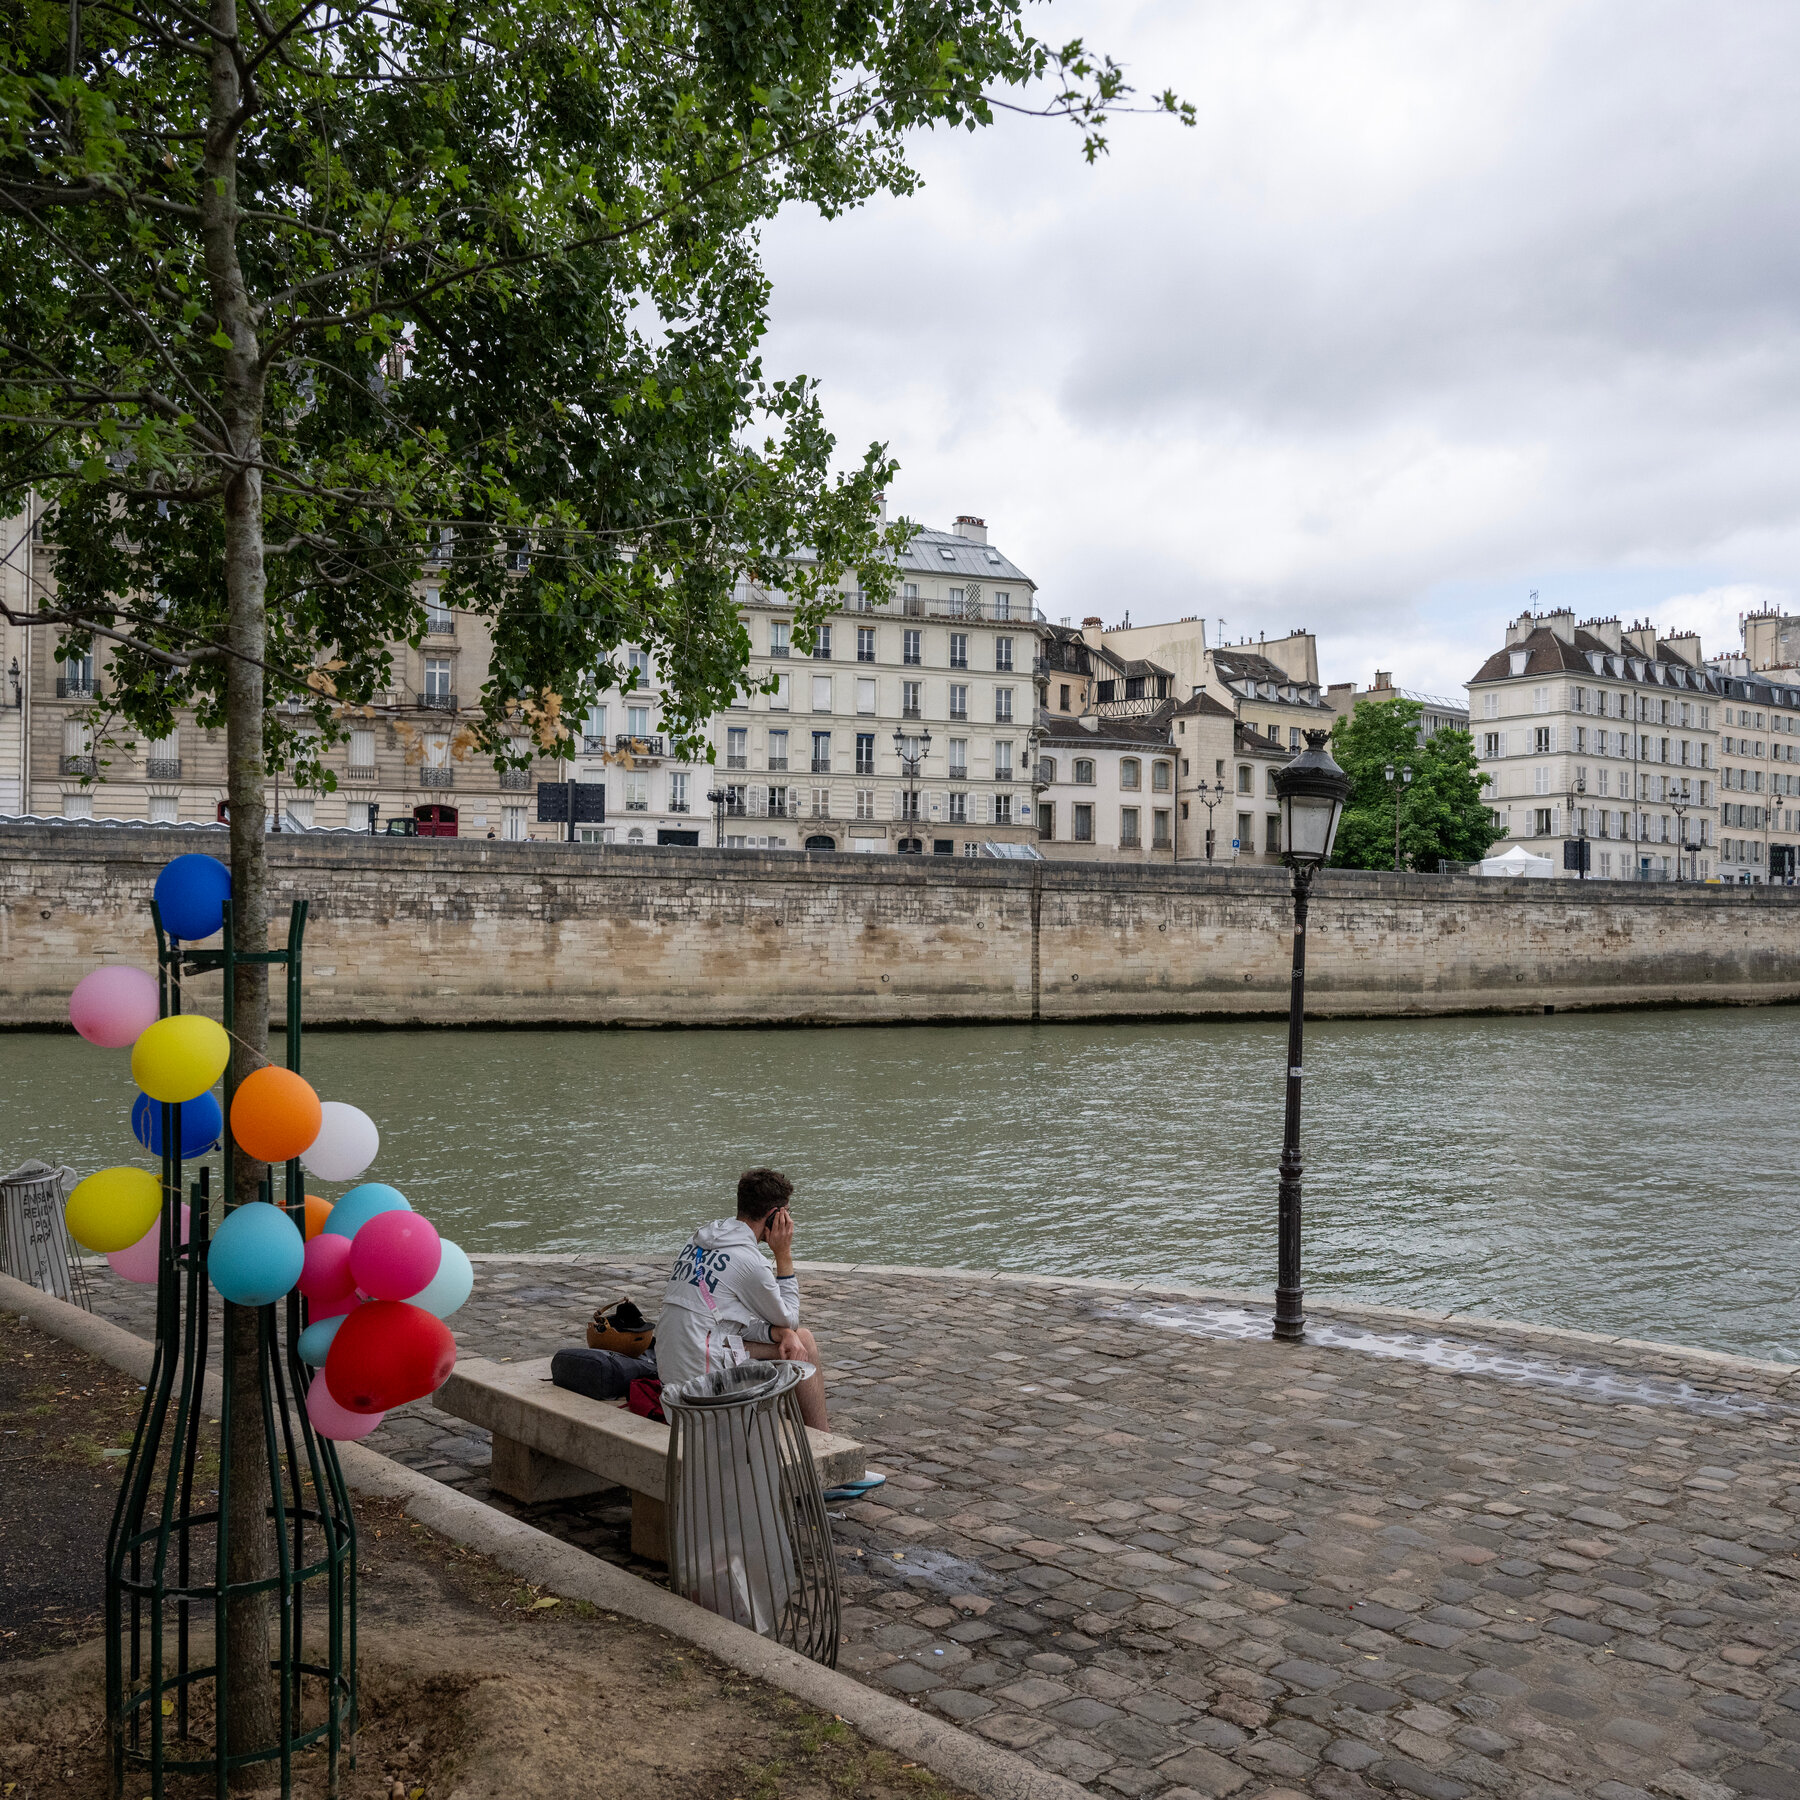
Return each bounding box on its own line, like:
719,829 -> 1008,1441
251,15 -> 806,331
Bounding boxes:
1669,787 -> 1691,881
707,786 -> 726,847
1564,771 -> 1589,879
1193,777 -> 1227,863
1270,730 -> 1350,1344
892,726 -> 932,849
1383,761 -> 1414,872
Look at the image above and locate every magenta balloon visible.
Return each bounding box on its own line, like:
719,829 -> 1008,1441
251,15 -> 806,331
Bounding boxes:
105,1203 -> 189,1285
349,1210 -> 442,1303
307,1291 -> 361,1323
305,1378 -> 383,1442
298,1231 -> 356,1302
70,965 -> 161,1049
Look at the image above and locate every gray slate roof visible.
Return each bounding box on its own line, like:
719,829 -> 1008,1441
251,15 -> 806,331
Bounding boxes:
896,526 -> 1032,585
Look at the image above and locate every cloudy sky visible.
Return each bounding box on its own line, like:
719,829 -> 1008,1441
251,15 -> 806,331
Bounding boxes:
758,0 -> 1800,700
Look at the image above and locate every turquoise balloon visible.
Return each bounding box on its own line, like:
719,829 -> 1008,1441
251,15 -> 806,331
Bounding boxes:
406,1239 -> 472,1319
209,1201 -> 304,1307
297,1312 -> 348,1367
321,1183 -> 410,1241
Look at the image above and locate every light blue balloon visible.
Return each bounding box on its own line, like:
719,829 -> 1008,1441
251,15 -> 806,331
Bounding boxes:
297,1312 -> 348,1367
209,1201 -> 304,1307
406,1239 -> 472,1319
321,1183 -> 410,1241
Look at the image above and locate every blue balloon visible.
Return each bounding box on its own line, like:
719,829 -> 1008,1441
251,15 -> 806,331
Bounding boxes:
407,1240 -> 473,1318
154,854 -> 232,942
321,1183 -> 410,1241
297,1312 -> 349,1367
209,1201 -> 304,1306
131,1089 -> 223,1160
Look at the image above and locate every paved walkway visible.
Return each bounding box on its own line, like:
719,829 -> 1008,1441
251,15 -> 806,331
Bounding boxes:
93,1259 -> 1800,1800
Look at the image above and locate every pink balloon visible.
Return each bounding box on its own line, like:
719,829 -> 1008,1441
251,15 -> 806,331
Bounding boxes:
70,965 -> 161,1049
349,1210 -> 442,1302
298,1231 -> 356,1302
105,1203 -> 190,1285
308,1291 -> 362,1323
306,1377 -> 383,1442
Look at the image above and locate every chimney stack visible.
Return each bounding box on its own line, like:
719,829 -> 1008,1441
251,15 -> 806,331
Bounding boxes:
955,514 -> 987,545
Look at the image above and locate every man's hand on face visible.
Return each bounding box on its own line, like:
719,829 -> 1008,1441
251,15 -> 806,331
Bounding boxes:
766,1206 -> 795,1276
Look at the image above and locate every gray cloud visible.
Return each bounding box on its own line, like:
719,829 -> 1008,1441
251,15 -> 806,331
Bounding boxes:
759,0 -> 1800,695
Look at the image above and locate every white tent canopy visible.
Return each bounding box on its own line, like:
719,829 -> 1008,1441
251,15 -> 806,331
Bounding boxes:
1478,845 -> 1556,878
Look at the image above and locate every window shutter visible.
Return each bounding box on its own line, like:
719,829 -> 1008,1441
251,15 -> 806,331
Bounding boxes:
977,792 -> 991,824
748,782 -> 766,816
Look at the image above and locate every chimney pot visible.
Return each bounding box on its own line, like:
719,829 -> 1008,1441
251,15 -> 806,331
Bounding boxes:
954,514 -> 987,545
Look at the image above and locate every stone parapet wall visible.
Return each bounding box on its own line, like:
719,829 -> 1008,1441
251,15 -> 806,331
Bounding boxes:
2,823 -> 1798,1026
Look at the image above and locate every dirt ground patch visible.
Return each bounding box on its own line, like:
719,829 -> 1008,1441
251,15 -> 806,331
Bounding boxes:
0,1317 -> 972,1800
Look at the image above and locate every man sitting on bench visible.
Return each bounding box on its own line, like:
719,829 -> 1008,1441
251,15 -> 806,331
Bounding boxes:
658,1167 -> 829,1431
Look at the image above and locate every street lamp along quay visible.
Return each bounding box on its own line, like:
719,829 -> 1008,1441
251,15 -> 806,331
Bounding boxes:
1383,761 -> 1413,873
893,726 -> 932,850
1270,729 -> 1351,1344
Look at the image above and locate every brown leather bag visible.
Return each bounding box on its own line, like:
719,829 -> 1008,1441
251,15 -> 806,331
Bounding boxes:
586,1297 -> 654,1357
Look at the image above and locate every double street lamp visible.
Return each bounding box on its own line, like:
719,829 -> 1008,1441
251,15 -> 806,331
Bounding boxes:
1669,787 -> 1692,881
1564,772 -> 1589,880
893,726 -> 932,848
1192,777 -> 1228,863
1383,761 -> 1413,872
1270,730 -> 1351,1344
707,786 -> 726,847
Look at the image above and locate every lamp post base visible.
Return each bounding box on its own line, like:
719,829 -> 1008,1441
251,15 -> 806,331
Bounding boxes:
1273,1286 -> 1305,1341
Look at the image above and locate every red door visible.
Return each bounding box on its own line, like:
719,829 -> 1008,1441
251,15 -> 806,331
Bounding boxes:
413,804 -> 459,837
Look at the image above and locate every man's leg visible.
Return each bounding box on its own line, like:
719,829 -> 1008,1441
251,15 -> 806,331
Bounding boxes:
743,1329 -> 827,1431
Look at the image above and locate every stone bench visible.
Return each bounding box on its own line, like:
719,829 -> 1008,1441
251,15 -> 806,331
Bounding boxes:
436,1355 -> 867,1562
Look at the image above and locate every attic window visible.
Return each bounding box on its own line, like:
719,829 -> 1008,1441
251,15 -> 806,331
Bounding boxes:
986,551 -> 1000,564
940,547 -> 955,560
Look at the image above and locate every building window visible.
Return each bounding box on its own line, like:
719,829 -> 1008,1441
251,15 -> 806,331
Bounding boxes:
423,656 -> 453,702
855,733 -> 875,776
948,738 -> 968,779
628,647 -> 651,683
1153,809 -> 1171,848
857,677 -> 876,715
948,587 -> 964,614
1073,803 -> 1093,842
768,729 -> 789,771
856,788 -> 875,819
624,772 -> 649,811
995,637 -> 1014,672
812,731 -> 832,774
1073,758 -> 1095,785
424,589 -> 453,634
1534,807 -> 1553,836
948,790 -> 967,824
1264,814 -> 1280,854
627,704 -> 650,736
770,620 -> 790,657
1534,726 -> 1552,754
995,792 -> 1012,823
1120,806 -> 1140,847
812,625 -> 832,660
1060,683 -> 1071,712
1120,758 -> 1140,790
995,687 -> 1013,723
1533,686 -> 1550,713
502,804 -> 527,840
149,794 -> 178,824
727,727 -> 748,769
670,772 -> 689,811
769,672 -> 790,710
1152,761 -> 1171,793
349,727 -> 375,772
1483,731 -> 1501,758
812,786 -> 831,818
993,592 -> 1012,621
1483,692 -> 1499,719
948,683 -> 968,720
950,633 -> 969,669
769,784 -> 790,818
994,741 -> 1013,780
902,680 -> 922,718
1237,764 -> 1252,794
903,629 -> 922,666
1266,767 -> 1280,797
857,627 -> 876,663
812,675 -> 833,712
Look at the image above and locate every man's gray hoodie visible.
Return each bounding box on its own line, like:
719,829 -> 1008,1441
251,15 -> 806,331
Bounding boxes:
657,1217 -> 800,1391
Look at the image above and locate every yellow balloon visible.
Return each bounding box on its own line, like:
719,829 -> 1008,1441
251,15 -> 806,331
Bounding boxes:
66,1166 -> 164,1254
131,1015 -> 230,1104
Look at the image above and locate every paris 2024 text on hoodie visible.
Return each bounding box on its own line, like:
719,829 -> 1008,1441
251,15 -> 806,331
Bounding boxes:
658,1217 -> 800,1392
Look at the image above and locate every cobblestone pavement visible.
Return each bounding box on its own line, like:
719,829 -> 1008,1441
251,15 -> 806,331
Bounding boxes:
92,1258 -> 1800,1800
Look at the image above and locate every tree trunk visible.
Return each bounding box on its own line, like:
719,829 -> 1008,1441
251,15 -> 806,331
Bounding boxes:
202,0 -> 277,1772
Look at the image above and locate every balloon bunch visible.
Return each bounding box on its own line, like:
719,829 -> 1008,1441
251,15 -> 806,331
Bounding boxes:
61,853 -> 471,1442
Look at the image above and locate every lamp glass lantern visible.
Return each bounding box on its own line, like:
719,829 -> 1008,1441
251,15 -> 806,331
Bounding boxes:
1276,733 -> 1351,865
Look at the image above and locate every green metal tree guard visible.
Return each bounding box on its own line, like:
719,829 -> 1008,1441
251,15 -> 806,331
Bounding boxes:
106,897 -> 357,1798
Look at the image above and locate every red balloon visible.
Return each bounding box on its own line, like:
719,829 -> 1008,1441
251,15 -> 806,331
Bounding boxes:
324,1300 -> 456,1414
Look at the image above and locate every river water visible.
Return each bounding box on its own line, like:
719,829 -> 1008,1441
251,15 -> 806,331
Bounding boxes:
4,1009 -> 1797,1361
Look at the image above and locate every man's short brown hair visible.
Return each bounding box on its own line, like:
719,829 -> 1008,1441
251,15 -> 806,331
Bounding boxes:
737,1167 -> 794,1223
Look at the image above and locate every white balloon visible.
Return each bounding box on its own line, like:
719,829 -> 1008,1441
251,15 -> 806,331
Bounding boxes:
407,1239 -> 473,1319
301,1102 -> 380,1183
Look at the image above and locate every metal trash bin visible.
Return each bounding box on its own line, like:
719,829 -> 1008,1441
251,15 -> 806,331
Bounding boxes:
0,1160 -> 92,1309
662,1359 -> 840,1665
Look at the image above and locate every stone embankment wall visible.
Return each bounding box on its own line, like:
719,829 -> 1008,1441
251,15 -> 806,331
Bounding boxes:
3,824 -> 1798,1027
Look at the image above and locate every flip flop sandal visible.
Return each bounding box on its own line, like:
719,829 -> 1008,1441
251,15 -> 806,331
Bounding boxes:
823,1471 -> 888,1501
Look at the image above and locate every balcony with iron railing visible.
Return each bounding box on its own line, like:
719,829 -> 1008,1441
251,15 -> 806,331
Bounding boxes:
417,690 -> 459,711
56,677 -> 96,700
767,756 -> 788,772
902,703 -> 922,719
424,617 -> 456,638
669,801 -> 690,813
582,735 -> 608,755
61,754 -> 96,775
419,766 -> 454,787
146,758 -> 182,780
726,753 -> 747,770
498,768 -> 531,790
614,733 -> 664,758
811,757 -> 832,774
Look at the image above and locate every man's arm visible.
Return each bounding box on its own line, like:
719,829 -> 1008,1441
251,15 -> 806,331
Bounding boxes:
733,1210 -> 801,1336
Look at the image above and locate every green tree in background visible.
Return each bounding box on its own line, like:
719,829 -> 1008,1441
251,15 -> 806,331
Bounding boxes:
1330,696 -> 1505,871
0,0 -> 1189,1766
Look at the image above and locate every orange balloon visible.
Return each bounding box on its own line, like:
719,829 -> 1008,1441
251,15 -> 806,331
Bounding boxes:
230,1066 -> 323,1165
304,1194 -> 333,1240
